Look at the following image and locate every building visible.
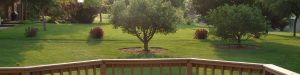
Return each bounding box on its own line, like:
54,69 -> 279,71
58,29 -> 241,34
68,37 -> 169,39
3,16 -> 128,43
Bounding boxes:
285,15 -> 300,32
0,0 -> 25,24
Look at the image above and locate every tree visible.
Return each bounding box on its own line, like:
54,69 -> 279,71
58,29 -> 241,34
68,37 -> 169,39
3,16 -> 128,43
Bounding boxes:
206,5 -> 267,47
260,0 -> 300,37
70,3 -> 100,23
0,12 -> 3,24
191,0 -> 254,16
26,0 -> 57,31
111,0 -> 178,52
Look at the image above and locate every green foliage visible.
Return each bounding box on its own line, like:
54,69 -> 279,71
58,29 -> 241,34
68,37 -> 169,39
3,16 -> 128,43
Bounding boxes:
83,0 -> 102,8
26,0 -> 57,12
70,4 -> 100,23
111,0 -> 178,51
260,0 -> 300,17
206,5 -> 267,45
260,0 -> 300,36
46,5 -> 65,23
167,0 -> 185,8
0,12 -> 3,17
191,0 -> 255,16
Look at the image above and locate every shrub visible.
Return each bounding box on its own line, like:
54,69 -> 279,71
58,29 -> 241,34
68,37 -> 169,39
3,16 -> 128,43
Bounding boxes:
70,4 -> 99,23
90,27 -> 104,39
25,27 -> 38,38
194,29 -> 208,39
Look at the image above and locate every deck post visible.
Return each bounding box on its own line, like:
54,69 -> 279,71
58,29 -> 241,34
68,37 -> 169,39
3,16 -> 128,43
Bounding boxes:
101,61 -> 106,75
187,59 -> 193,75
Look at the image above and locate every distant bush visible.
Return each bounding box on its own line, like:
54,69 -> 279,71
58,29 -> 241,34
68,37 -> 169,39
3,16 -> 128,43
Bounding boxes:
90,27 -> 104,39
194,29 -> 208,39
25,27 -> 38,38
70,4 -> 99,23
253,33 -> 264,39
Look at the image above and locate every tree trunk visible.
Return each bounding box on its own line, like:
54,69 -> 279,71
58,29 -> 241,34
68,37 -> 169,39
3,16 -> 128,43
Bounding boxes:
237,35 -> 242,48
0,17 -> 2,25
293,14 -> 299,37
42,12 -> 47,31
143,41 -> 150,53
99,12 -> 102,23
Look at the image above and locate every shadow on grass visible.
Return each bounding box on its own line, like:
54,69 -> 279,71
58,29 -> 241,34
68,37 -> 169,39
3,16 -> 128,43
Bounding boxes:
0,39 -> 42,67
268,33 -> 300,39
87,39 -> 102,45
210,40 -> 300,73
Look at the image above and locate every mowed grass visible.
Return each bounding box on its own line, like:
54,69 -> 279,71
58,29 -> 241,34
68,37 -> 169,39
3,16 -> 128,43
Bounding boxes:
0,23 -> 299,73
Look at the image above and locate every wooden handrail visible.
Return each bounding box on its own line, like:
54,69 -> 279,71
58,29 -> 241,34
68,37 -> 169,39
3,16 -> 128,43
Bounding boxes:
0,58 -> 298,75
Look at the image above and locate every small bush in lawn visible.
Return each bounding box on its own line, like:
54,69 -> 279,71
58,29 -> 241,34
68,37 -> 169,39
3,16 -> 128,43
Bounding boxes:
90,27 -> 104,39
25,27 -> 38,38
194,29 -> 208,39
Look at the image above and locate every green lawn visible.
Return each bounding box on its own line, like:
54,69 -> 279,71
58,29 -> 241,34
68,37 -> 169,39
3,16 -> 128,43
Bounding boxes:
0,23 -> 299,73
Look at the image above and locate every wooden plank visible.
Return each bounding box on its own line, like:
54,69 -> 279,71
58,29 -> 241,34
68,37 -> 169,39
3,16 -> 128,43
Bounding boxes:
187,63 -> 192,75
111,64 -> 115,75
203,65 -> 207,75
50,70 -> 54,75
230,67 -> 234,75
93,65 -> 96,75
0,58 -> 299,75
263,64 -> 299,75
249,69 -> 252,75
178,64 -> 182,75
131,64 -> 134,75
221,66 -> 225,75
85,66 -> 88,75
212,66 -> 215,75
140,64 -> 144,75
59,69 -> 63,75
121,65 -> 124,75
239,68 -> 243,75
77,67 -> 80,75
100,64 -> 106,75
68,68 -> 72,75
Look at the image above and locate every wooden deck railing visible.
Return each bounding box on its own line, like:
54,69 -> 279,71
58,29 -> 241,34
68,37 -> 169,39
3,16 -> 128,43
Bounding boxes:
0,58 -> 298,75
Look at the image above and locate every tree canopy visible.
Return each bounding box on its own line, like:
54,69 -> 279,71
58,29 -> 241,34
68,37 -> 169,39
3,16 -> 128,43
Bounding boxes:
191,0 -> 254,16
260,0 -> 300,37
206,4 -> 267,46
111,0 -> 178,52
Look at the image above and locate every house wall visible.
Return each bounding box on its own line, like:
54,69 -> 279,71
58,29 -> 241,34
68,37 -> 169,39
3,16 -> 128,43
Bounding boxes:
0,0 -> 22,21
285,16 -> 300,32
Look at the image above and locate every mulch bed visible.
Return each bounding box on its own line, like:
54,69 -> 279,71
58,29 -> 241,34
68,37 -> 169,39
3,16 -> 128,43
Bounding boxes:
213,44 -> 259,50
120,47 -> 167,54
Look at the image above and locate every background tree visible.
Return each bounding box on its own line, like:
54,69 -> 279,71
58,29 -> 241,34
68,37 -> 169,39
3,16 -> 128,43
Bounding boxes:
111,0 -> 178,52
260,0 -> 300,37
26,0 -> 57,31
191,0 -> 254,16
206,5 -> 267,47
0,12 -> 3,24
83,0 -> 103,23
